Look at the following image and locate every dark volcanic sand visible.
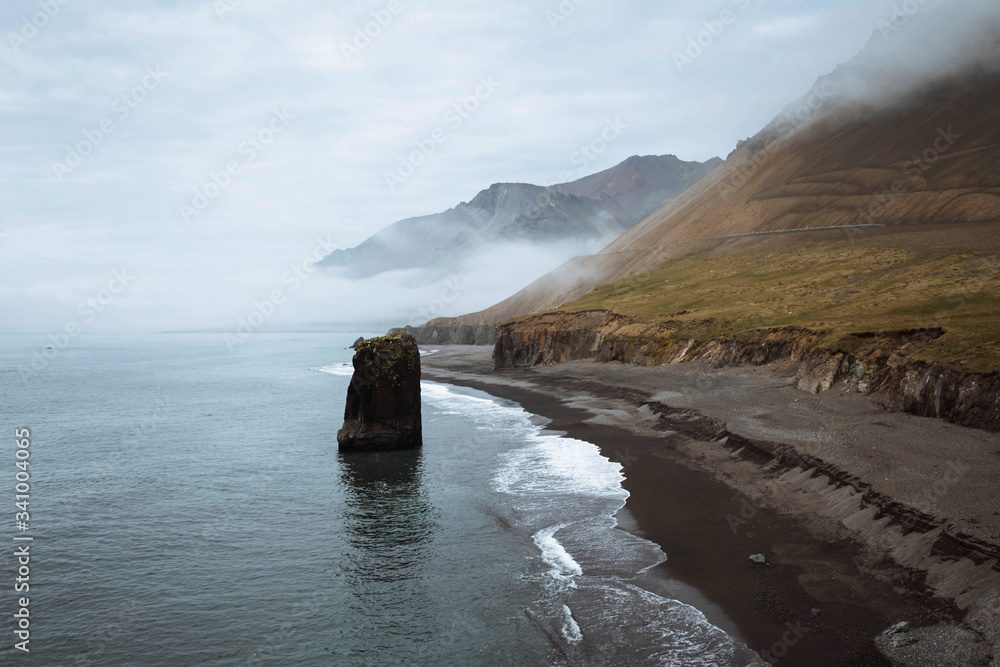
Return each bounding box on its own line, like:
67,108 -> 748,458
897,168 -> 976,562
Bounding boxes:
421,346 -> 1000,666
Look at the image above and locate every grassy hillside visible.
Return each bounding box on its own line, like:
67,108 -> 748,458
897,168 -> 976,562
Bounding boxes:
559,240 -> 1000,372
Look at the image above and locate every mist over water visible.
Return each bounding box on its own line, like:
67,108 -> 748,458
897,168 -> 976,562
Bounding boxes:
312,237 -> 615,329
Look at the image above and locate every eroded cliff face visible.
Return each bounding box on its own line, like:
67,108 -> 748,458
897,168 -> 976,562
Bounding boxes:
493,311 -> 1000,431
389,324 -> 496,346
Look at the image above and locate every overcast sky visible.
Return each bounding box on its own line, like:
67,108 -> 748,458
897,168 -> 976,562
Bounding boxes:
0,0 -> 962,333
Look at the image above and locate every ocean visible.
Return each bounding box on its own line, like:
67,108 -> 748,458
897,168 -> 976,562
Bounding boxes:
0,333 -> 760,665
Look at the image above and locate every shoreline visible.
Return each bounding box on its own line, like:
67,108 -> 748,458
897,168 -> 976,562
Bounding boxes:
421,346 -> 1000,666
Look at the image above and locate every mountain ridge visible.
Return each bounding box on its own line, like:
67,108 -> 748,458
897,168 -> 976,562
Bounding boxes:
317,154 -> 721,277
422,19 -> 1000,331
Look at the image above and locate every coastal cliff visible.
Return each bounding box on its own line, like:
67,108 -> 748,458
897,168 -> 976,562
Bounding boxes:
493,310 -> 1000,432
389,324 -> 496,346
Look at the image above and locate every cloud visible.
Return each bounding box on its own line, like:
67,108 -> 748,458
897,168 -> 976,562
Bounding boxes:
4,0 -> 986,332
752,15 -> 821,37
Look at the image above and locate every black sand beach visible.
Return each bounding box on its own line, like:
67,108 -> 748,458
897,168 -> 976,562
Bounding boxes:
422,346 -> 1000,666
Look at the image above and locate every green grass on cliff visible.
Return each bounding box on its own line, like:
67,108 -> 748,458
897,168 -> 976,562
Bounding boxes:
353,333 -> 420,380
560,242 -> 1000,372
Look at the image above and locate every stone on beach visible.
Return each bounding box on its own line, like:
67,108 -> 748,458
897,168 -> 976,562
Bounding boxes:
882,621 -> 910,636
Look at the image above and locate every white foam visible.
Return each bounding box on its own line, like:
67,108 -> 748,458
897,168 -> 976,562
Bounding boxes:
312,363 -> 354,377
421,383 -> 525,420
409,380 -> 756,664
569,583 -> 767,666
494,434 -> 628,501
533,524 -> 583,587
419,349 -> 439,357
421,383 -> 542,446
560,605 -> 583,644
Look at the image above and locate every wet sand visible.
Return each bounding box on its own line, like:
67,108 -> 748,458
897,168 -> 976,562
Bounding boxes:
421,346 -> 1000,666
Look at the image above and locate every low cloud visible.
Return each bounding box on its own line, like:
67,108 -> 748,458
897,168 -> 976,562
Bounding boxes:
752,15 -> 822,37
830,0 -> 1000,110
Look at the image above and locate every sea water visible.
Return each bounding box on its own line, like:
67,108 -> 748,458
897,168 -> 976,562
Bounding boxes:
0,333 -> 761,665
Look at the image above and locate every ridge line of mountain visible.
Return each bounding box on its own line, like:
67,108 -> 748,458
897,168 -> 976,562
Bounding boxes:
317,153 -> 722,277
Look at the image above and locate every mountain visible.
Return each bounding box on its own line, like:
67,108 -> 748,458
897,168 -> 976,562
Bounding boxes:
316,155 -> 721,277
426,14 -> 1000,333
410,11 -> 1000,432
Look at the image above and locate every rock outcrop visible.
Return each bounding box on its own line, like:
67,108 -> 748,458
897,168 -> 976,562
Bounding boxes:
493,311 -> 1000,432
337,333 -> 422,451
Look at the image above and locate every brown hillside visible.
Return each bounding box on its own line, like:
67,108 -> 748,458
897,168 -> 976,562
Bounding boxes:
442,62 -> 1000,328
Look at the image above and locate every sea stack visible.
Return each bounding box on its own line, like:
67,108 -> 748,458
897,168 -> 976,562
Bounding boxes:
337,333 -> 422,451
